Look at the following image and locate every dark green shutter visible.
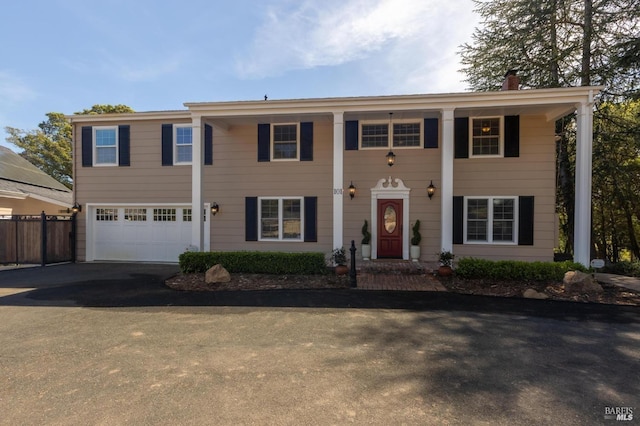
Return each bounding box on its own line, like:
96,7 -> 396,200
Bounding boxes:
258,124 -> 270,162
300,122 -> 313,161
81,126 -> 92,167
345,120 -> 359,150
204,124 -> 213,165
118,125 -> 130,166
453,196 -> 464,244
161,124 -> 173,166
518,196 -> 534,245
304,196 -> 317,242
424,118 -> 439,148
245,197 -> 258,241
504,115 -> 520,157
454,118 -> 469,158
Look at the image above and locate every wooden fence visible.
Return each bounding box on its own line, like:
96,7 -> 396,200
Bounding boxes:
0,213 -> 76,265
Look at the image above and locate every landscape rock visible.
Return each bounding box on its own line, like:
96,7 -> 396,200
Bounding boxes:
205,264 -> 231,284
563,271 -> 603,294
523,288 -> 549,299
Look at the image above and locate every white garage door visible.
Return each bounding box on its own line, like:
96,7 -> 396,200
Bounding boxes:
91,206 -> 207,262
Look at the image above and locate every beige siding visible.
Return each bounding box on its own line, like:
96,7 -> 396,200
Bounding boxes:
453,115 -> 556,261
0,198 -> 69,216
203,122 -> 333,255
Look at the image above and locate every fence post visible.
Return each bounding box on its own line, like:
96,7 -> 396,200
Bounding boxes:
71,212 -> 77,263
349,240 -> 357,288
41,211 -> 47,267
14,215 -> 19,264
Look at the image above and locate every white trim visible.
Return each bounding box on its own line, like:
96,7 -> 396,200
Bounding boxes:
257,196 -> 304,242
370,177 -> 411,260
441,108 -> 454,252
93,126 -> 118,166
463,196 -> 518,245
333,112 -> 344,250
271,123 -> 300,161
191,117 -> 203,250
359,119 -> 423,150
469,116 -> 504,158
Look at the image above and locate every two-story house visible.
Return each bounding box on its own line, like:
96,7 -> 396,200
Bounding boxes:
68,82 -> 600,266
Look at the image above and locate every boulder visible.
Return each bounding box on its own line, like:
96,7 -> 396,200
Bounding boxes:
523,288 -> 549,299
563,271 -> 603,294
205,264 -> 231,284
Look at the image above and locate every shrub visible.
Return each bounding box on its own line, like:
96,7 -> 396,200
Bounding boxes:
361,220 -> 371,245
454,258 -> 588,282
602,261 -> 640,277
179,251 -> 327,275
411,220 -> 421,246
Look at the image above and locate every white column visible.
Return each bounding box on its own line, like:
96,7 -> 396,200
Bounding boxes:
333,112 -> 344,250
440,108 -> 455,252
574,99 -> 594,267
191,115 -> 204,251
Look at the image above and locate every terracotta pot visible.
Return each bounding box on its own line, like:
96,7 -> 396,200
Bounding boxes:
438,265 -> 453,277
335,265 -> 349,276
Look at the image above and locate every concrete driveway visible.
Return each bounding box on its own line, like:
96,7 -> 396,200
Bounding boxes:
1,263 -> 639,425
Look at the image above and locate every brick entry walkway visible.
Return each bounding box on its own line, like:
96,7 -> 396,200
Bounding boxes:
354,260 -> 447,292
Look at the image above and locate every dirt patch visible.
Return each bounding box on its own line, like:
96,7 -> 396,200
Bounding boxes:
166,272 -> 640,306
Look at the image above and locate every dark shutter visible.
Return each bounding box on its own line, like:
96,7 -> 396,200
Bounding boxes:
453,196 -> 464,244
161,124 -> 173,166
454,117 -> 469,158
204,124 -> 213,165
518,196 -> 534,245
304,196 -> 317,242
300,122 -> 313,161
424,118 -> 439,148
81,126 -> 92,167
118,125 -> 130,166
245,197 -> 258,241
258,123 -> 270,162
504,115 -> 520,157
345,120 -> 359,150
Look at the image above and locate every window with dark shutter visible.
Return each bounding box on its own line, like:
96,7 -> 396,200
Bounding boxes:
518,196 -> 534,245
245,197 -> 258,241
504,115 -> 520,157
424,118 -> 438,148
300,122 -> 313,161
161,124 -> 173,166
81,126 -> 93,167
453,196 -> 464,244
304,196 -> 317,242
204,124 -> 213,165
118,125 -> 130,166
257,123 -> 270,162
345,120 -> 359,150
454,118 -> 469,158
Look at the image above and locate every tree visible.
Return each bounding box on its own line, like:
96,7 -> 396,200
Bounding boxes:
4,104 -> 134,189
459,0 -> 640,261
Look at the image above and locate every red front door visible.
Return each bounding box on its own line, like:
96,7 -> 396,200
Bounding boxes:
377,199 -> 403,258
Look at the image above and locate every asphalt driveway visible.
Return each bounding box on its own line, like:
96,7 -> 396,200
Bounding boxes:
0,263 -> 638,425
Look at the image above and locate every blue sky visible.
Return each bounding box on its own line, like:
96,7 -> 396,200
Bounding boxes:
1,0 -> 477,150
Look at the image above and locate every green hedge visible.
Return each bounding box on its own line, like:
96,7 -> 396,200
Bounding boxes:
454,258 -> 588,282
602,261 -> 640,277
179,251 -> 327,275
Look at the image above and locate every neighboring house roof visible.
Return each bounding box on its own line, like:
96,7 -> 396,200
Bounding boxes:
0,146 -> 72,207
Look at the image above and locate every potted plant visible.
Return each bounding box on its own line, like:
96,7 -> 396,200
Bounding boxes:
410,220 -> 421,262
331,247 -> 348,275
361,220 -> 371,260
437,249 -> 455,276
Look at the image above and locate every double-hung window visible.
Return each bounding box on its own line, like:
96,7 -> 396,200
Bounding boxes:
174,125 -> 193,164
272,124 -> 299,160
259,197 -> 303,241
471,117 -> 502,157
360,121 -> 422,149
94,126 -> 118,166
465,196 -> 516,244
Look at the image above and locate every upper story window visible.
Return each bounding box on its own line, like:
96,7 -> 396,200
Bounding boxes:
471,117 -> 502,157
259,197 -> 303,241
174,125 -> 192,165
94,126 -> 118,166
465,196 -> 517,244
361,121 -> 422,149
272,124 -> 299,160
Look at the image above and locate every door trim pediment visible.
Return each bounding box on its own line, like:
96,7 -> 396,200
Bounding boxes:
370,177 -> 411,260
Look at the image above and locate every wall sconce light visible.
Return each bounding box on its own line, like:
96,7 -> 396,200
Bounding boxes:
69,202 -> 82,214
386,150 -> 396,167
348,182 -> 356,199
427,181 -> 436,199
211,202 -> 220,216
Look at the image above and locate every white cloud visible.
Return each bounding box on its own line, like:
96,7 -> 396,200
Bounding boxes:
0,71 -> 37,104
237,0 -> 435,77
